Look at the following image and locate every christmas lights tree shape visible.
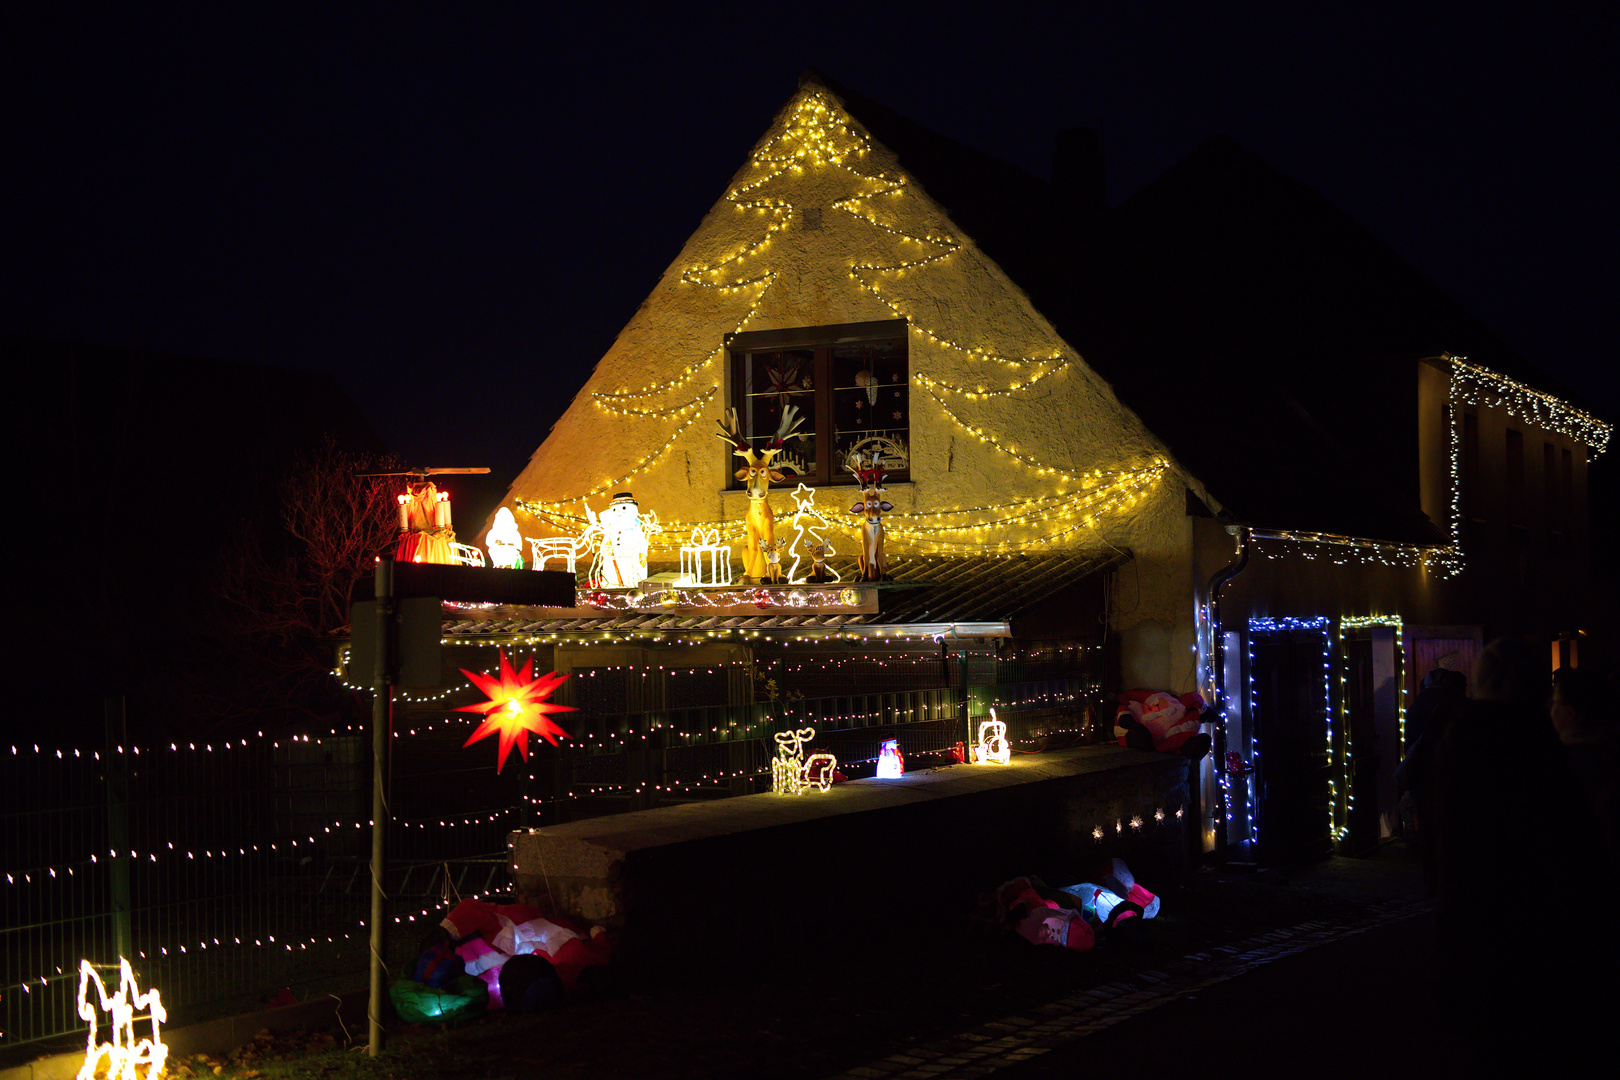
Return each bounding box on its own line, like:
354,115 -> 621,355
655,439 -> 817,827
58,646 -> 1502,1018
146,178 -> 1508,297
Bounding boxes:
458,650 -> 575,773
506,82 -> 1173,558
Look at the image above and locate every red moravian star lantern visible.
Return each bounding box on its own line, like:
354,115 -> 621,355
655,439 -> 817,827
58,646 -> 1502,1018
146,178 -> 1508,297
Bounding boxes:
457,650 -> 575,772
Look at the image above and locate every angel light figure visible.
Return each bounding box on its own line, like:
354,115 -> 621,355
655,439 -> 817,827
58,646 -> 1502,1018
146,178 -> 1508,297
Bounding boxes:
486,506 -> 524,568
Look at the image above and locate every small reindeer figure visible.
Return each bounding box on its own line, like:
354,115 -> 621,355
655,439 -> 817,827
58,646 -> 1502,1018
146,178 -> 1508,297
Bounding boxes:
807,542 -> 833,583
772,727 -> 837,795
847,449 -> 894,582
717,405 -> 805,583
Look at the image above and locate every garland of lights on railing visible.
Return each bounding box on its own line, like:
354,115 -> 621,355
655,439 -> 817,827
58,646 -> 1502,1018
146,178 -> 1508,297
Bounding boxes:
3,854 -> 498,1001
518,458 -> 1166,557
5,679 -> 1102,1001
513,90 -> 1159,548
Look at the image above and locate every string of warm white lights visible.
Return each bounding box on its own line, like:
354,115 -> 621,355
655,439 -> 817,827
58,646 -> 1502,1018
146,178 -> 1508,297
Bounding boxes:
910,362 -> 1069,400
1089,807 -> 1184,842
1252,355 -> 1609,575
1,894 -> 474,1002
1249,528 -> 1452,572
916,383 -> 1124,486
1449,355 -> 1612,456
526,461 -> 1164,555
592,388 -> 716,420
522,91 -> 1130,532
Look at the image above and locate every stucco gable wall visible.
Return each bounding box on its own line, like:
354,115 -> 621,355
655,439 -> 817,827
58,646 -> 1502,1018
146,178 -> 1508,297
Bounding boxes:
497,87 -> 1195,685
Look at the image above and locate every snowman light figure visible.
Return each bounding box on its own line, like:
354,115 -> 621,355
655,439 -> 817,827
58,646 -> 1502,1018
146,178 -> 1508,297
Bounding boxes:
876,738 -> 905,778
592,493 -> 660,589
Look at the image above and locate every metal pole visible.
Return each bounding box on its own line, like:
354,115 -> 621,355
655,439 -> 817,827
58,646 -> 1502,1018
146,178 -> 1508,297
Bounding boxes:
104,695 -> 132,961
367,559 -> 393,1056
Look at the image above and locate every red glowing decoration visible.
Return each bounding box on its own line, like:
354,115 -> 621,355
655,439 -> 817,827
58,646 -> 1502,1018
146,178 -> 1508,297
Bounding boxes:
457,651 -> 575,772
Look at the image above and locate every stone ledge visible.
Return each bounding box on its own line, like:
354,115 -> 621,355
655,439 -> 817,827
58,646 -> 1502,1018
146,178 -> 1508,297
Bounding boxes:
510,746 -> 1192,974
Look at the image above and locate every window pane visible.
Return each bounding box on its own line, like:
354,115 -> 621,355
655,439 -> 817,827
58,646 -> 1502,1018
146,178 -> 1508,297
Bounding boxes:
744,349 -> 817,478
831,341 -> 908,474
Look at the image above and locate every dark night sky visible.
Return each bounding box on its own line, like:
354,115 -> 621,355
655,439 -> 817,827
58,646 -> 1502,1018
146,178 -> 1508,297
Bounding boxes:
5,3 -> 1616,519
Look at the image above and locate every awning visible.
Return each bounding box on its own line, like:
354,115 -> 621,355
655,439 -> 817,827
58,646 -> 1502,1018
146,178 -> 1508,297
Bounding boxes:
440,551 -> 1127,641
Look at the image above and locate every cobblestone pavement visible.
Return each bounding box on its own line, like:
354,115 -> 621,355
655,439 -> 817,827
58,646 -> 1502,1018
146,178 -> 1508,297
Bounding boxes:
827,896 -> 1433,1080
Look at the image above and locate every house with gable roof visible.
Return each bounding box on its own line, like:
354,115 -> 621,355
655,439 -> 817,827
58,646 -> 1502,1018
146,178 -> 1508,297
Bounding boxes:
453,72 -> 1609,866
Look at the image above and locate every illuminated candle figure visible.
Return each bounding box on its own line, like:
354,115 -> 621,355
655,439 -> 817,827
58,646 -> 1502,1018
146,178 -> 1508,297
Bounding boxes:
395,481 -> 455,564
876,738 -> 904,778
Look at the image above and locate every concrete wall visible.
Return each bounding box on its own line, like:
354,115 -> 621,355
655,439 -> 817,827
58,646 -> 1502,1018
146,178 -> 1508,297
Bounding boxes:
508,746 -> 1192,977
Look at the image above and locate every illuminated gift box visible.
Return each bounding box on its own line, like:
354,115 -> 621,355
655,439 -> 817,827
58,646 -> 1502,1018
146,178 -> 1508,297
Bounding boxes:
679,526 -> 732,586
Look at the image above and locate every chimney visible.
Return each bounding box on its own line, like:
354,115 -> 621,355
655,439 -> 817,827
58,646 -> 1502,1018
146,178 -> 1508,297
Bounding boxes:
1053,126 -> 1105,224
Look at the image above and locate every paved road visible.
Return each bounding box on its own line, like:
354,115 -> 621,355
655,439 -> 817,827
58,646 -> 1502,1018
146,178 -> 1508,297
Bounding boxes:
993,911 -> 1441,1080
831,902 -> 1455,1080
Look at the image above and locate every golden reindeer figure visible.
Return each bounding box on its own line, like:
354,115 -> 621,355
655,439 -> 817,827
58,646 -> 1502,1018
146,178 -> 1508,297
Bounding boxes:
847,449 -> 894,582
716,405 -> 805,583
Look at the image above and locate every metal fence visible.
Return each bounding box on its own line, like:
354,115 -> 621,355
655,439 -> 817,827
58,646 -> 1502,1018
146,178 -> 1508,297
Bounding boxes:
549,677 -> 1099,816
1,726 -> 511,1052
3,675 -> 1097,1049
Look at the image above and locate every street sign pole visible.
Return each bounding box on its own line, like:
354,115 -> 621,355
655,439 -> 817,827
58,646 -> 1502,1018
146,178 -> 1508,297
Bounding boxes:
367,559 -> 393,1057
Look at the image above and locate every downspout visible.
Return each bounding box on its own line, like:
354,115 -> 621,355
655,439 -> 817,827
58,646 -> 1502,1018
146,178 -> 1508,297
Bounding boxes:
1206,523 -> 1250,862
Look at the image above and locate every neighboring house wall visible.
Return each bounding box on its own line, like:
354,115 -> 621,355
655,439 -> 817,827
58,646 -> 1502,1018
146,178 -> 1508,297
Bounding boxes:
496,85 -> 1202,689
1419,356 -> 1598,638
1192,357 -> 1607,861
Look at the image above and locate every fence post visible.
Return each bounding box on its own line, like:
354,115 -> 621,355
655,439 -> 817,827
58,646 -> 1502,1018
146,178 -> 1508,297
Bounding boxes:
103,695 -> 132,961
958,649 -> 972,755
367,559 -> 393,1057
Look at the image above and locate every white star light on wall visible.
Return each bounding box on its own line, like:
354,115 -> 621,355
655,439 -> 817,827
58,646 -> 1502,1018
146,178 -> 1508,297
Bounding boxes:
76,958 -> 167,1080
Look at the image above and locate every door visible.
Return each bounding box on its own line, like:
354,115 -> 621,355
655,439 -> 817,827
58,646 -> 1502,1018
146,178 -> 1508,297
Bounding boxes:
1340,627 -> 1402,853
1248,626 -> 1335,866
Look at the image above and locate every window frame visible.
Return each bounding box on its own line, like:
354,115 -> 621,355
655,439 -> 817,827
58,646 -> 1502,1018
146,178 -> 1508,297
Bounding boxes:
724,319 -> 910,488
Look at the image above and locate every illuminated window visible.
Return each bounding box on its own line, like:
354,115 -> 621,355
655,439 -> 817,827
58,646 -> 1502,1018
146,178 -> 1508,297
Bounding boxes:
725,320 -> 909,486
